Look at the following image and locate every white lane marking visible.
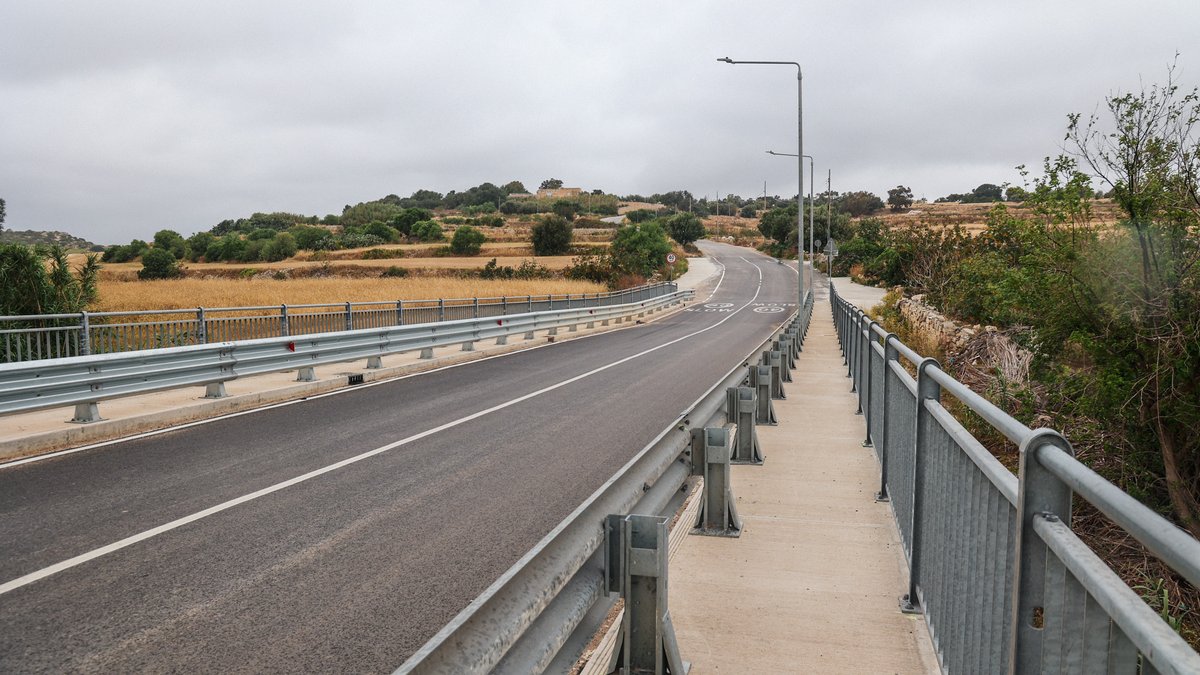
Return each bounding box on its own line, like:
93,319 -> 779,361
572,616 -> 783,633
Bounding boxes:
0,263 -> 766,596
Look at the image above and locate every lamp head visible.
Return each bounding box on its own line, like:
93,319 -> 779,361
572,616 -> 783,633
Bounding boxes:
717,57 -> 734,64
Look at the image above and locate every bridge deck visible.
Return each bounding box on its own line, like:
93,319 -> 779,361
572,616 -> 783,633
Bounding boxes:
669,290 -> 939,673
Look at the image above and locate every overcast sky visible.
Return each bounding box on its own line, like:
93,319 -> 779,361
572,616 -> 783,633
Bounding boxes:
2,1 -> 1198,244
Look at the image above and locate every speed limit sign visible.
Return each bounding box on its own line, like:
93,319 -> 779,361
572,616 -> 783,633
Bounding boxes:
666,253 -> 677,264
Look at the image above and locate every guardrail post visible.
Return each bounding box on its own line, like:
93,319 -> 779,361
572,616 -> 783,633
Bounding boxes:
1009,429 -> 1076,673
772,340 -> 794,380
79,311 -> 91,356
726,386 -> 763,464
603,513 -> 688,675
297,366 -> 316,381
344,302 -> 353,331
366,355 -> 383,369
70,402 -> 103,424
523,329 -> 535,340
281,304 -> 290,337
196,307 -> 207,344
396,300 -> 404,326
748,364 -> 778,425
876,333 -> 899,502
438,299 -> 445,322
900,357 -> 941,615
204,382 -> 227,398
419,348 -> 434,359
762,351 -> 786,399
690,426 -> 742,537
461,339 -> 474,352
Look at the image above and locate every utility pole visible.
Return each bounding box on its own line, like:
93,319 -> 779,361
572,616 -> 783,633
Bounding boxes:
826,169 -> 833,277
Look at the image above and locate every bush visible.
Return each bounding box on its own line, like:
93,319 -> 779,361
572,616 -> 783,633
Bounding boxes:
380,265 -> 409,278
411,220 -> 444,242
471,214 -> 505,227
361,248 -> 405,260
339,232 -> 387,249
0,244 -> 99,316
260,232 -> 298,262
138,247 -> 183,279
450,225 -> 486,255
391,207 -> 432,235
610,222 -> 672,276
290,225 -> 337,250
531,215 -> 574,255
626,209 -> 656,223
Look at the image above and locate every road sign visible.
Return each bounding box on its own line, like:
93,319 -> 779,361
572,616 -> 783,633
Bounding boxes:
666,253 -> 677,264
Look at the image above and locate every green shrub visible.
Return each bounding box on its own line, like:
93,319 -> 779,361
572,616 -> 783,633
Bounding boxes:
0,244 -> 99,316
138,247 -> 183,279
552,199 -> 578,221
531,215 -> 574,255
380,265 -> 409,278
261,232 -> 298,262
665,212 -> 705,246
361,248 -> 405,260
411,220 -> 444,242
450,225 -> 486,255
610,222 -> 672,276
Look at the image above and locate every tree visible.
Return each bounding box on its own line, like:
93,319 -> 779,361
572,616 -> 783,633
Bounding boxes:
837,191 -> 884,216
969,183 -> 1004,202
610,222 -> 672,276
1063,64 -> 1200,536
185,232 -> 214,262
502,180 -> 528,195
0,197 -> 5,232
539,178 -> 564,190
887,185 -> 914,211
665,212 -> 705,246
0,244 -> 99,316
450,225 -> 486,255
1005,186 -> 1029,202
758,206 -> 796,244
531,215 -> 573,255
391,207 -> 433,236
138,247 -> 183,279
551,199 -> 578,221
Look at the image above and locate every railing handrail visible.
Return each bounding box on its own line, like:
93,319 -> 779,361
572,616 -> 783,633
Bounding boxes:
829,281 -> 1200,673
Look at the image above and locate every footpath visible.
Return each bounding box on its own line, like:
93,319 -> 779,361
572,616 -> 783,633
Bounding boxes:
665,278 -> 938,673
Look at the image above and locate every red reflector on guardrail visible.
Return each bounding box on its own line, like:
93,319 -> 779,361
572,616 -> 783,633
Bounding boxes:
287,342 -> 295,352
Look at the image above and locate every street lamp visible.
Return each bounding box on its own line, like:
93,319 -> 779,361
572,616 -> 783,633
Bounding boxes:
719,56 -> 805,308
766,150 -> 815,290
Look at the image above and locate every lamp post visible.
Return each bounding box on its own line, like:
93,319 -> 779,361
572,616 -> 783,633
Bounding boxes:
719,56 -> 804,307
767,150 -> 815,289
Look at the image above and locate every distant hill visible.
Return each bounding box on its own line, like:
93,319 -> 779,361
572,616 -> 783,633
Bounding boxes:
0,229 -> 103,251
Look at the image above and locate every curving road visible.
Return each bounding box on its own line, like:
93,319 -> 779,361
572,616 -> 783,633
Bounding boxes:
0,242 -> 798,673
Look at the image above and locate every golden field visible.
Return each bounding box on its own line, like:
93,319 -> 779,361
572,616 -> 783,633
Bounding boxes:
93,277 -> 607,312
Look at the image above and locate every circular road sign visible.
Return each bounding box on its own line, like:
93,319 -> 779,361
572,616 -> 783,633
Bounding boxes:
666,253 -> 677,264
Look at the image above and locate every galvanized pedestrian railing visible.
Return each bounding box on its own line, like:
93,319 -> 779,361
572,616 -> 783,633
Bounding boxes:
0,282 -> 678,363
0,289 -> 689,423
831,283 -> 1200,674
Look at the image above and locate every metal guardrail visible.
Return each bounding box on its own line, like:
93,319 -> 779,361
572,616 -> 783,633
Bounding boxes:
0,288 -> 689,422
396,292 -> 815,674
0,282 -> 679,363
831,283 -> 1200,674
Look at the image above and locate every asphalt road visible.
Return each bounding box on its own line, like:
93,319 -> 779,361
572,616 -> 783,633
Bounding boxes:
0,242 -> 798,673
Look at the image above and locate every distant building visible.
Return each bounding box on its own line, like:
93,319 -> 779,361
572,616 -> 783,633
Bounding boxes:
507,192 -> 535,199
536,187 -> 583,199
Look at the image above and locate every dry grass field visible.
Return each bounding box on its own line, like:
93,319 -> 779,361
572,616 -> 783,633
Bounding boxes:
93,277 -> 607,312
876,199 -> 1126,232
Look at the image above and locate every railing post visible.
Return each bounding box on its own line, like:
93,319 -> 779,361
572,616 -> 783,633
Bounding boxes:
876,333 -> 899,502
528,295 -> 532,312
196,307 -> 207,344
859,321 -> 879,431
901,357 -> 941,615
344,302 -> 353,331
396,300 -> 404,326
438,298 -> 445,322
79,311 -> 91,356
1009,429 -> 1076,674
280,304 -> 290,337
473,297 -> 479,318
501,296 -> 507,316
690,426 -> 742,536
603,514 -> 688,674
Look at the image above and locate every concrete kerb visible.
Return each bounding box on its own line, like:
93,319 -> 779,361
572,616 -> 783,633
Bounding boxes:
0,293 -> 699,464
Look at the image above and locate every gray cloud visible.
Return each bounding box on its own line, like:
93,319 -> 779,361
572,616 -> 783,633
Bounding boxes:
1,0 -> 1197,243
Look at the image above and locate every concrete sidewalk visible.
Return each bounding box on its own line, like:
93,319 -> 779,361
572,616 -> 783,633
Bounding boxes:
668,299 -> 938,673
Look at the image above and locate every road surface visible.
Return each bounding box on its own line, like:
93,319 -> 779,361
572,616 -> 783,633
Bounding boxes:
0,242 -> 797,673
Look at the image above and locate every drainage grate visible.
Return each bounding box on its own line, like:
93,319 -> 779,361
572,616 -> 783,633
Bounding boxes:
347,374 -> 364,385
